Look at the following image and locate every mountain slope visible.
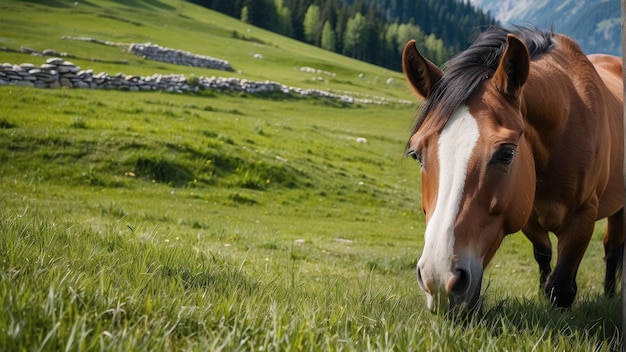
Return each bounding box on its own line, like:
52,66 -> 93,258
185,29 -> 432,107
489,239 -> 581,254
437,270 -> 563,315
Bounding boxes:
469,0 -> 621,56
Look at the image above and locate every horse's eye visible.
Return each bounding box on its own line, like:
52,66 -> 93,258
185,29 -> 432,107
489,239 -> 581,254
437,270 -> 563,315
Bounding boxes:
491,146 -> 516,165
407,151 -> 424,167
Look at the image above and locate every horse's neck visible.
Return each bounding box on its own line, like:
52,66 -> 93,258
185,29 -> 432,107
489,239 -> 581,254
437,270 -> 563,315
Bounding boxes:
520,41 -> 591,170
520,74 -> 567,170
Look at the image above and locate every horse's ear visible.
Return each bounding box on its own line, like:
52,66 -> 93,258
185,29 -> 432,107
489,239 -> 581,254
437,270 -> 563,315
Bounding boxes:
493,34 -> 530,97
402,40 -> 443,99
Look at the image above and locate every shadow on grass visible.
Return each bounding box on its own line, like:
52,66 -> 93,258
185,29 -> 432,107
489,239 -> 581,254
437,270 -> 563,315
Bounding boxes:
18,0 -> 71,7
462,294 -> 622,350
18,0 -> 101,8
134,154 -> 194,187
108,0 -> 174,11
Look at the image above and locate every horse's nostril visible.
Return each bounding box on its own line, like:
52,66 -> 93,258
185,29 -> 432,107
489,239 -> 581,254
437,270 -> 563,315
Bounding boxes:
451,268 -> 471,295
448,259 -> 483,311
416,266 -> 423,284
416,265 -> 428,292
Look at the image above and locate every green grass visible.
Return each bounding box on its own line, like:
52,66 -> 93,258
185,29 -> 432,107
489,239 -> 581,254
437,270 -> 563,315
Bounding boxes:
0,0 -> 621,351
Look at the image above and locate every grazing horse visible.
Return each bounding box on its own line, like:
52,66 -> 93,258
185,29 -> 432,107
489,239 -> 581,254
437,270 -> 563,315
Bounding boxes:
402,26 -> 624,313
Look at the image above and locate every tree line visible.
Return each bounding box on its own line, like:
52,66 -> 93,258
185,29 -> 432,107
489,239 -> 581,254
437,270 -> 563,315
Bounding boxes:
187,0 -> 497,71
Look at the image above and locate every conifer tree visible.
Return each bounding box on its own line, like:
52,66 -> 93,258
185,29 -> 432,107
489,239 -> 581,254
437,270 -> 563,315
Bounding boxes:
303,5 -> 322,45
321,21 -> 336,51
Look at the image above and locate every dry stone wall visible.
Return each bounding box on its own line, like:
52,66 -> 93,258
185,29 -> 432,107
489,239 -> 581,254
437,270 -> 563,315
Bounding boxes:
129,43 -> 233,72
1,37 -> 411,104
0,58 -> 402,105
61,36 -> 233,72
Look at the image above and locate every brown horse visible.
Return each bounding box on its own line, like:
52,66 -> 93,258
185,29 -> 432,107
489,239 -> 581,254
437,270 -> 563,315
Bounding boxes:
402,26 -> 624,313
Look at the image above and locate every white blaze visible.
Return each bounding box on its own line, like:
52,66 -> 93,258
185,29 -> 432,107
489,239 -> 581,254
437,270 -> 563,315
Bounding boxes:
418,105 -> 479,310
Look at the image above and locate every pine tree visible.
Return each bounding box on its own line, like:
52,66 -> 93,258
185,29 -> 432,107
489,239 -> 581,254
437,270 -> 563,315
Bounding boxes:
303,4 -> 322,45
241,5 -> 249,23
321,20 -> 336,51
343,12 -> 368,59
275,0 -> 294,36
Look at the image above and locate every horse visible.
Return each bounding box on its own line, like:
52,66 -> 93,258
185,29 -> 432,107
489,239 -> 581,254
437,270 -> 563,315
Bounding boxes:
401,26 -> 624,313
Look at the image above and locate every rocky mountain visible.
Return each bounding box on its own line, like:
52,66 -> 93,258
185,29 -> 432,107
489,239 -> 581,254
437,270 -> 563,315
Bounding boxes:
469,0 -> 621,56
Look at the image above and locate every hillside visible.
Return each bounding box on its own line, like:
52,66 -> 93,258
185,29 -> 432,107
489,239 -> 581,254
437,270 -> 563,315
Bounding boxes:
0,0 -> 419,237
470,0 -> 621,56
190,0 -> 497,69
0,0 -> 409,102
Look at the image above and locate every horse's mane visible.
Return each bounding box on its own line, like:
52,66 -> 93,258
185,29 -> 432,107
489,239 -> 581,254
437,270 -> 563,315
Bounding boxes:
408,26 -> 554,142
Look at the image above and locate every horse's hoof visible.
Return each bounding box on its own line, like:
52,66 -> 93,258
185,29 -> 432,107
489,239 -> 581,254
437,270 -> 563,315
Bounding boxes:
544,284 -> 576,309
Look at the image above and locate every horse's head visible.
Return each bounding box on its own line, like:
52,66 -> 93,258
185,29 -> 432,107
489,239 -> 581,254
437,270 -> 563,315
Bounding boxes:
403,34 -> 537,313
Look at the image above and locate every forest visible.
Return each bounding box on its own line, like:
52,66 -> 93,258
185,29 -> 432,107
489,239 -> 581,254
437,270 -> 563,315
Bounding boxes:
187,0 -> 497,71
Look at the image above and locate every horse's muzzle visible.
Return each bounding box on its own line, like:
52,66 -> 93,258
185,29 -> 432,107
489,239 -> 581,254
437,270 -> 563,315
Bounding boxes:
417,256 -> 483,313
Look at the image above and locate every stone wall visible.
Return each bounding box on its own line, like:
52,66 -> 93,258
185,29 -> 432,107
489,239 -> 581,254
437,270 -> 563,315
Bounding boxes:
61,36 -> 233,72
129,43 -> 232,72
0,58 -> 406,105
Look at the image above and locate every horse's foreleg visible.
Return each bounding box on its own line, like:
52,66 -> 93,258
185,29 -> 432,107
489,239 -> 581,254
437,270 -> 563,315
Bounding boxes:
547,202 -> 597,309
523,215 -> 552,287
603,208 -> 624,296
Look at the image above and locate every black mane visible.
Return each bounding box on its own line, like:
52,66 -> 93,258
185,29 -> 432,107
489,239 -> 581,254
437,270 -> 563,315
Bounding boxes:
408,26 -> 554,143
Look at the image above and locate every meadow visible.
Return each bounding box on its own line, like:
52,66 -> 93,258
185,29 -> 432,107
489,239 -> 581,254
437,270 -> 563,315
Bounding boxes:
0,0 -> 621,350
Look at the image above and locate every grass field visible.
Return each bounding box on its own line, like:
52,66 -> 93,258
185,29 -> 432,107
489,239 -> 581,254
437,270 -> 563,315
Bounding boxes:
0,0 -> 621,351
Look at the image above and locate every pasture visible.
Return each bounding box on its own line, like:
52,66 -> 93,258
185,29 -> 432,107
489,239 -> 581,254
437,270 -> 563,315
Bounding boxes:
0,0 -> 621,350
